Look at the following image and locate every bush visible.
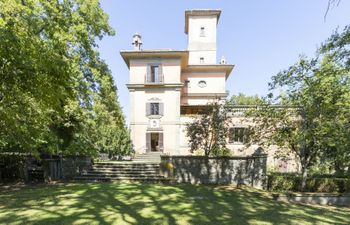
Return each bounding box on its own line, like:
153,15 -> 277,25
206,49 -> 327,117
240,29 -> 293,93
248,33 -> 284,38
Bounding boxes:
0,154 -> 28,181
268,173 -> 350,193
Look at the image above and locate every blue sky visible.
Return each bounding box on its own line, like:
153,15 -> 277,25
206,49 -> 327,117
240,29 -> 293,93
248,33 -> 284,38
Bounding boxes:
98,0 -> 350,123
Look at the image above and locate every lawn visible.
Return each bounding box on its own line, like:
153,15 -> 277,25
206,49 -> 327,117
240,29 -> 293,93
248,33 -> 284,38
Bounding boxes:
0,183 -> 349,225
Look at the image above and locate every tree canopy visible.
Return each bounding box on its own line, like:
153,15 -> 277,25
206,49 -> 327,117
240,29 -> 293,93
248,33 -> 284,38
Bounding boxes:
247,27 -> 350,188
0,0 -> 132,157
229,93 -> 263,105
186,101 -> 230,156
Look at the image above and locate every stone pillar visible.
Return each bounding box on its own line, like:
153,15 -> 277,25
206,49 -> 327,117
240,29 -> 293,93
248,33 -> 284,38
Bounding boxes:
252,153 -> 268,189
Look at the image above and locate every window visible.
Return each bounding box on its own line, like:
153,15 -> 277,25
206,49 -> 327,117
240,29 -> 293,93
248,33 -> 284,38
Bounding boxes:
200,27 -> 205,37
198,80 -> 206,88
150,103 -> 159,115
229,127 -> 249,143
150,65 -> 159,82
146,64 -> 163,83
200,57 -> 204,64
146,102 -> 164,116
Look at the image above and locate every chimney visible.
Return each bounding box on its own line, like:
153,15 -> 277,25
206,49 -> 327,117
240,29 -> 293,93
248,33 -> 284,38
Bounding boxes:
132,33 -> 142,51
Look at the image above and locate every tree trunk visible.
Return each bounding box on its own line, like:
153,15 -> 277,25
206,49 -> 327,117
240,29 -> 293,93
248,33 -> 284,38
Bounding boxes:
301,165 -> 308,191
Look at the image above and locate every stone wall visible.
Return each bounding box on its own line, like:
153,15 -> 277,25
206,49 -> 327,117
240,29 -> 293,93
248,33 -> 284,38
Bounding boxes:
160,154 -> 267,189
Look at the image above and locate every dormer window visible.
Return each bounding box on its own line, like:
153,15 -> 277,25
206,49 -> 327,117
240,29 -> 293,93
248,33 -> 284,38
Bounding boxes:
200,57 -> 204,64
200,27 -> 205,37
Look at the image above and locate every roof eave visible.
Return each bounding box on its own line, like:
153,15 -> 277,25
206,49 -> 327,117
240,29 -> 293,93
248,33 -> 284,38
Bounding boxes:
184,64 -> 235,79
120,50 -> 189,68
184,9 -> 221,34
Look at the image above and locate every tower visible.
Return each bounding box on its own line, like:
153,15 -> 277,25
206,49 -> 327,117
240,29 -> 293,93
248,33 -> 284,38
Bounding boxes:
185,9 -> 221,65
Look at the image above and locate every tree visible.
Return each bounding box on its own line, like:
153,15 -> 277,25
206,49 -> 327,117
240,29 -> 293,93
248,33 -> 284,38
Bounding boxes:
0,0 -> 132,156
248,52 -> 350,189
229,93 -> 263,105
186,101 -> 230,156
320,25 -> 350,176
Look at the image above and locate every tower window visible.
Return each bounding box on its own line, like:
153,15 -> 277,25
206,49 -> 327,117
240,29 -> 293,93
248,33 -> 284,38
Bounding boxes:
200,57 -> 204,64
200,27 -> 205,37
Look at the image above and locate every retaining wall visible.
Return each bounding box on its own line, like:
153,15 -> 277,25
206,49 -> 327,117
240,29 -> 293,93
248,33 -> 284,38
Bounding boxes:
160,154 -> 267,189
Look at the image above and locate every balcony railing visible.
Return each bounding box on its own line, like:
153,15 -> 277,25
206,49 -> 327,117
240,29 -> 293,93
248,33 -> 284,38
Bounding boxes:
145,73 -> 164,84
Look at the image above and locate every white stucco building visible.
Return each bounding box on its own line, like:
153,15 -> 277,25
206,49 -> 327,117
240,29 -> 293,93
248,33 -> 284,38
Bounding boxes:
120,9 -> 298,172
121,9 -> 232,153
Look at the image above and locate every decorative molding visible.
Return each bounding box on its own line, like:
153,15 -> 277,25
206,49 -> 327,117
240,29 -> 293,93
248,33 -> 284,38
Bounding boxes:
181,92 -> 228,97
148,97 -> 162,102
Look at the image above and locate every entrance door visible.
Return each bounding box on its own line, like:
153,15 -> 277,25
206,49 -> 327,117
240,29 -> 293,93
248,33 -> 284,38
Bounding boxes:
146,132 -> 163,152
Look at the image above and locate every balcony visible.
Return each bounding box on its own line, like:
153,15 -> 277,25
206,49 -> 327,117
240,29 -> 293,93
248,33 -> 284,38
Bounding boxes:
145,73 -> 164,85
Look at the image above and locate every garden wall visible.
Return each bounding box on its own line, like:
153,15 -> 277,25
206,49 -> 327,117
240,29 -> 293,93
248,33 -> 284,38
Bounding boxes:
0,154 -> 92,182
160,154 -> 267,189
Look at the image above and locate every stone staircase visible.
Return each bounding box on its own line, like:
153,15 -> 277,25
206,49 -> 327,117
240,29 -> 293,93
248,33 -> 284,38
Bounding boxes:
75,161 -> 168,182
132,152 -> 162,162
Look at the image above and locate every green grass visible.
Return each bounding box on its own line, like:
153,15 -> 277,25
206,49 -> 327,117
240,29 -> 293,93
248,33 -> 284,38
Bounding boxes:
0,183 -> 349,225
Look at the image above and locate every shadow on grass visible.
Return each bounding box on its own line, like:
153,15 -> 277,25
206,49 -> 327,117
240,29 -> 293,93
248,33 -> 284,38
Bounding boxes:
0,183 -> 349,225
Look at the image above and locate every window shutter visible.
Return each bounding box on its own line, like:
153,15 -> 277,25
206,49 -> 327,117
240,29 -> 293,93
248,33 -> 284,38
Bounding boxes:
159,133 -> 163,151
158,64 -> 163,83
159,103 -> 164,116
146,64 -> 151,83
146,103 -> 150,116
146,133 -> 151,152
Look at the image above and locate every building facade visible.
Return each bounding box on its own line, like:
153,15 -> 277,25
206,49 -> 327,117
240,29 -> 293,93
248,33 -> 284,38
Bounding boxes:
121,9 -> 298,172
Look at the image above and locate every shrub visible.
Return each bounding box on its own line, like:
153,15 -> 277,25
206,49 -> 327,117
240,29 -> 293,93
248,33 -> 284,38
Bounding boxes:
0,154 -> 28,181
268,173 -> 350,193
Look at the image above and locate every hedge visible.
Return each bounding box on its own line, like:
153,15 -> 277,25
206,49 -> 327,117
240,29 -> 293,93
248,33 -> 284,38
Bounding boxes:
268,173 -> 350,193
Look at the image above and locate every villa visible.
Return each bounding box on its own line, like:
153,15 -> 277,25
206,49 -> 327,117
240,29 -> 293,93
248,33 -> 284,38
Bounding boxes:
121,9 -> 298,172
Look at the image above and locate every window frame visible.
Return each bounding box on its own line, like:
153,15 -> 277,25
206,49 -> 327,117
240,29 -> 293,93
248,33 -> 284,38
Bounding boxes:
146,63 -> 163,84
150,102 -> 160,115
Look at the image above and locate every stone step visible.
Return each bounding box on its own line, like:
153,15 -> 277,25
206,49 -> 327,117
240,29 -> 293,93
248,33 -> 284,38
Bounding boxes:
93,165 -> 159,169
90,167 -> 159,171
92,167 -> 160,171
132,153 -> 162,162
75,160 -> 167,183
86,171 -> 161,175
94,162 -> 159,166
132,160 -> 160,163
75,176 -> 170,182
81,173 -> 164,178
